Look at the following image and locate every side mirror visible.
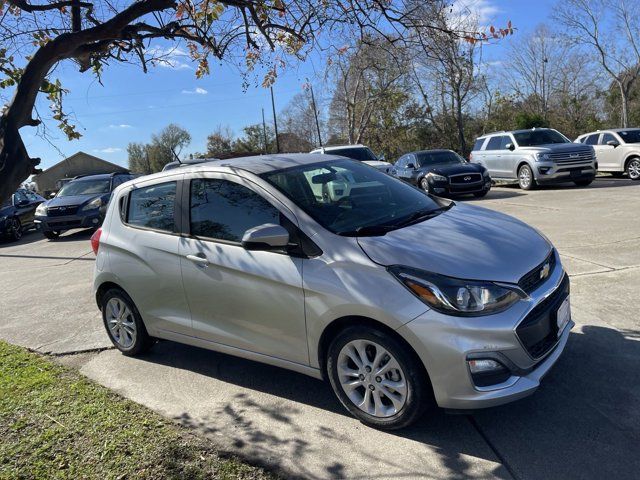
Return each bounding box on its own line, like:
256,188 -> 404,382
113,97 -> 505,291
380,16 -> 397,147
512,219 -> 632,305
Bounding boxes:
505,143 -> 515,151
49,192 -> 56,198
606,140 -> 620,148
242,223 -> 289,251
407,163 -> 416,169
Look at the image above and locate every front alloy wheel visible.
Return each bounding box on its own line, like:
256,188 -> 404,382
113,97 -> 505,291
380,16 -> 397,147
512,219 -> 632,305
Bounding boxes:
518,164 -> 536,190
6,217 -> 22,241
627,158 -> 640,180
419,177 -> 431,193
327,326 -> 431,430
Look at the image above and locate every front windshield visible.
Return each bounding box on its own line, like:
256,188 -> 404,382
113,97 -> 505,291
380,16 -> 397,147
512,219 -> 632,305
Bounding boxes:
56,179 -> 110,197
416,151 -> 464,167
262,159 -> 446,235
327,147 -> 378,162
618,129 -> 640,144
513,129 -> 570,146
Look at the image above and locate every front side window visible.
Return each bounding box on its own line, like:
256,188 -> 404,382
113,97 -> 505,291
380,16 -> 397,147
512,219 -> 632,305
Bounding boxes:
416,151 -> 464,167
127,182 -> 176,232
600,133 -> 617,145
513,129 -> 570,146
618,129 -> 640,144
190,179 -> 281,243
486,136 -> 502,150
57,179 -> 111,197
13,190 -> 28,204
262,159 -> 445,236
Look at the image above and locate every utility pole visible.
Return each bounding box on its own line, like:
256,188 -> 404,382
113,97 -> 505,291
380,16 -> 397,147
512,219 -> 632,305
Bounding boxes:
307,79 -> 323,147
270,87 -> 280,153
261,108 -> 268,154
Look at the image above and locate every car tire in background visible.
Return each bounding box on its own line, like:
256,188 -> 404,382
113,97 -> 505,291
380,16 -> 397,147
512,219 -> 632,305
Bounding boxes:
43,230 -> 60,240
473,191 -> 489,198
5,217 -> 22,242
326,325 -> 432,430
626,158 -> 640,181
518,164 -> 536,190
574,179 -> 594,187
419,177 -> 431,194
101,288 -> 155,357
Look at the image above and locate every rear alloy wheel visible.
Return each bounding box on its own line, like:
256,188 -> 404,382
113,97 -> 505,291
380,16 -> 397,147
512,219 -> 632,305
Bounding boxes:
101,288 -> 155,356
419,177 -> 431,193
627,158 -> 640,181
518,164 -> 536,190
327,326 -> 431,430
6,217 -> 22,241
43,230 -> 60,240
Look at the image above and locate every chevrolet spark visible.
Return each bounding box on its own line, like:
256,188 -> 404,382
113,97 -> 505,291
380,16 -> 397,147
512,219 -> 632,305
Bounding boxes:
92,154 -> 572,430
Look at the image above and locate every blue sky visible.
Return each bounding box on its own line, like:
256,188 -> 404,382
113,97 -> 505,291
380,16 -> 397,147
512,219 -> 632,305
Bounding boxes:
22,0 -> 557,171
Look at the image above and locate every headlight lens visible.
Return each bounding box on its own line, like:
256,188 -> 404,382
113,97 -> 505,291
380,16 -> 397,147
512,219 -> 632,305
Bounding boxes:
535,153 -> 550,161
81,198 -> 103,211
389,266 -> 524,316
482,170 -> 491,178
427,173 -> 447,182
35,204 -> 47,216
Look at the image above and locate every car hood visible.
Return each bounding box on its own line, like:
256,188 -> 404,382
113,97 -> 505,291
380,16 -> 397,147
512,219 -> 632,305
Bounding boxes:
0,205 -> 13,217
364,160 -> 391,169
357,203 -> 551,284
46,194 -> 108,207
522,143 -> 593,154
417,162 -> 484,176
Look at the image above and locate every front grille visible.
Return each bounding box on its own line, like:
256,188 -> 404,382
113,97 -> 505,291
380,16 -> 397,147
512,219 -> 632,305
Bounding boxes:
518,250 -> 556,294
546,150 -> 594,163
449,183 -> 484,193
516,274 -> 570,359
47,205 -> 79,217
450,173 -> 482,184
48,219 -> 82,228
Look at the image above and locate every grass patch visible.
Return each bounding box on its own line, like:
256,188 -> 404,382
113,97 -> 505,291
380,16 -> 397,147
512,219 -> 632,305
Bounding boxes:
0,341 -> 277,479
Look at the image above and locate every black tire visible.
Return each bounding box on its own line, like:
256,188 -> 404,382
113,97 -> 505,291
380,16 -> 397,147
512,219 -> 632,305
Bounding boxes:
626,158 -> 640,181
473,190 -> 489,198
6,217 -> 22,242
100,288 -> 155,356
518,164 -> 536,190
327,325 -> 432,430
574,179 -> 594,187
43,230 -> 60,240
419,177 -> 431,193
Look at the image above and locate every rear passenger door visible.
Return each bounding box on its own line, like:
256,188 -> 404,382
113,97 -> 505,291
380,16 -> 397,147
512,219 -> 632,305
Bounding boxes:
179,173 -> 309,365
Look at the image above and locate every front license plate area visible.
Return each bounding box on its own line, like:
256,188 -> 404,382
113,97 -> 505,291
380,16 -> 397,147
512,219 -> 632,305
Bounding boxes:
556,296 -> 571,336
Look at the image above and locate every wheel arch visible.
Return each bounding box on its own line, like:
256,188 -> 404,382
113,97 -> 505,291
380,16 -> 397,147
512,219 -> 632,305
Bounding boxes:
95,281 -> 129,309
624,154 -> 640,170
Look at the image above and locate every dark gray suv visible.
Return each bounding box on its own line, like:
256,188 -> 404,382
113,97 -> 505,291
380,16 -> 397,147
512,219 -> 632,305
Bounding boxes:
470,128 -> 597,190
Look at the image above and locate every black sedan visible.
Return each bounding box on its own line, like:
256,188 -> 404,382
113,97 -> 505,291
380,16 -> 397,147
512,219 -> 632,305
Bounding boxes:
0,189 -> 45,241
391,149 -> 492,198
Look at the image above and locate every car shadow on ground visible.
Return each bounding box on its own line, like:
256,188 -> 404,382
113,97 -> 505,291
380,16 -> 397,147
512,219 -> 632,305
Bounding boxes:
0,228 -> 44,248
0,227 -> 94,249
133,324 -> 639,480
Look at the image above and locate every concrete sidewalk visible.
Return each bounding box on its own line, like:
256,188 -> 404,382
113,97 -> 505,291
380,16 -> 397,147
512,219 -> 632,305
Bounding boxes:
1,177 -> 639,479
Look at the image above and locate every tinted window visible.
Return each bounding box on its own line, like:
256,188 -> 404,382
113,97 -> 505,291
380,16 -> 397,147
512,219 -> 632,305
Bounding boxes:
13,190 -> 28,204
584,134 -> 599,145
486,136 -> 502,150
600,133 -> 617,145
618,129 -> 640,143
500,136 -> 513,149
113,175 -> 133,187
25,191 -> 40,202
416,151 -> 464,166
262,159 -> 443,236
127,182 -> 176,232
513,129 -> 570,146
473,138 -> 485,151
327,147 -> 378,161
396,156 -> 407,168
190,179 -> 280,242
57,179 -> 110,197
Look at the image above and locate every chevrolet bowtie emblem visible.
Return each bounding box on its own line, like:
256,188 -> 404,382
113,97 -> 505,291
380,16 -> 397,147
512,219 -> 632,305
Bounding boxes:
540,262 -> 550,280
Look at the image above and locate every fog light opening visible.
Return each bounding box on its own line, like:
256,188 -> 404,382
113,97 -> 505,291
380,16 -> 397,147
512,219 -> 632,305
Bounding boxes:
538,167 -> 551,175
468,358 -> 511,388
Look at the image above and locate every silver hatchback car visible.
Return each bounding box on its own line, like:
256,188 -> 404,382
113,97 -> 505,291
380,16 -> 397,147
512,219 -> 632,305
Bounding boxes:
92,154 -> 573,429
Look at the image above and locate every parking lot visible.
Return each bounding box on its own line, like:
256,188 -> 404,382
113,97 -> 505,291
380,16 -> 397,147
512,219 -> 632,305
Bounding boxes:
1,177 -> 638,480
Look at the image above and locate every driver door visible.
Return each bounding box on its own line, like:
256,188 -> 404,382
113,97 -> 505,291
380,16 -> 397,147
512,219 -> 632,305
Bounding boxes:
597,133 -> 620,170
178,173 -> 309,365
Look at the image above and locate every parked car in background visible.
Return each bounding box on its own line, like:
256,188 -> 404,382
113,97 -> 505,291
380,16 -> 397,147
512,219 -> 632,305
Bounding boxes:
392,149 -> 491,198
162,157 -> 219,171
35,172 -> 136,240
575,129 -> 640,180
310,144 -> 391,173
470,128 -> 597,190
92,153 -> 572,430
0,189 -> 45,242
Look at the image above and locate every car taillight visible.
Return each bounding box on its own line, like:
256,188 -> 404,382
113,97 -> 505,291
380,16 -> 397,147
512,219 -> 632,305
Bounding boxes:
91,228 -> 102,255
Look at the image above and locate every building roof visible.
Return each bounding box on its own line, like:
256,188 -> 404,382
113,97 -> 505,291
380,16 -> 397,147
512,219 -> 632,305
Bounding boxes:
34,151 -> 127,179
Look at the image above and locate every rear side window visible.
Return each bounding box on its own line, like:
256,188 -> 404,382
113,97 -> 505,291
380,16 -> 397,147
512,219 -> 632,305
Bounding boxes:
190,179 -> 280,243
472,138 -> 485,151
127,182 -> 176,232
486,136 -> 502,150
584,134 -> 599,145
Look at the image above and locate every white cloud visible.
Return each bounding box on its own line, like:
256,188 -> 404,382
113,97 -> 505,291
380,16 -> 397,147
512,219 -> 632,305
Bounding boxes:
451,0 -> 502,27
108,124 -> 132,129
181,87 -> 208,95
145,46 -> 193,70
93,147 -> 122,154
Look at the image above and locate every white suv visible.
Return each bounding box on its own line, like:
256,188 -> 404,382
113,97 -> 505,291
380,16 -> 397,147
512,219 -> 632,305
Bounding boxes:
575,129 -> 640,180
310,144 -> 391,173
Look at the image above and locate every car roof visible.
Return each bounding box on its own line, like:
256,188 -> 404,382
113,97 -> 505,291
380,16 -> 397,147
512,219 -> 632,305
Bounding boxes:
312,144 -> 368,151
71,172 -> 131,181
478,128 -> 556,139
407,149 -> 454,155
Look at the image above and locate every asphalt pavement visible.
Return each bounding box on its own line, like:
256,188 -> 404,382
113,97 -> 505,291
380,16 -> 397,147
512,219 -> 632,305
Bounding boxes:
1,176 -> 638,480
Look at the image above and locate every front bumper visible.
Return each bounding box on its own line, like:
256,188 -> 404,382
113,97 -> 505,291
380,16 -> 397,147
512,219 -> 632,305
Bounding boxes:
534,161 -> 597,184
429,177 -> 492,196
397,253 -> 572,410
34,211 -> 102,232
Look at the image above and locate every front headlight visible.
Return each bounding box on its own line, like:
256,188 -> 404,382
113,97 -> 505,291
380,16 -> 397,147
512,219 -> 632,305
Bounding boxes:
535,153 -> 550,162
81,198 -> 103,212
427,173 -> 447,182
35,204 -> 47,216
389,266 -> 524,316
482,170 -> 491,178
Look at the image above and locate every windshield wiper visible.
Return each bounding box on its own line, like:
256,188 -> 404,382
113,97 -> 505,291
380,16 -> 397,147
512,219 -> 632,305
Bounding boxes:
395,204 -> 453,228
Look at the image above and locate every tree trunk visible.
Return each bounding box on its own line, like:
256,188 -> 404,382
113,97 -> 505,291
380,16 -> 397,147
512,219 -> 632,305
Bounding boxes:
0,114 -> 40,204
619,82 -> 629,128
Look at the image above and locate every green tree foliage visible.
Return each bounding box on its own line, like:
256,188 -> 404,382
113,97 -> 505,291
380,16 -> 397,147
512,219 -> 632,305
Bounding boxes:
127,124 -> 191,173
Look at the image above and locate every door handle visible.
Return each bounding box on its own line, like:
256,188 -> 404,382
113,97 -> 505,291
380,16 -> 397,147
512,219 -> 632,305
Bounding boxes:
186,253 -> 209,267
